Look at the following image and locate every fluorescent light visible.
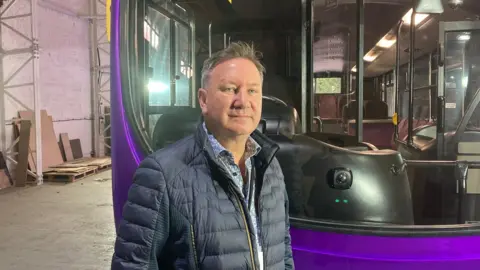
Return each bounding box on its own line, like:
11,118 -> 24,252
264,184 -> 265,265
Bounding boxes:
415,0 -> 444,14
148,80 -> 169,92
458,34 -> 471,41
363,52 -> 378,62
376,34 -> 396,49
402,8 -> 429,26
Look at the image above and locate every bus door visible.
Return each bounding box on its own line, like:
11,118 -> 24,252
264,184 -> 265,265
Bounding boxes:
141,3 -> 196,150
438,21 -> 480,223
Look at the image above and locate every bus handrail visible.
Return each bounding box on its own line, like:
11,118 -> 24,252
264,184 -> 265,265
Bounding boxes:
404,159 -> 480,168
401,84 -> 437,92
313,116 -> 323,132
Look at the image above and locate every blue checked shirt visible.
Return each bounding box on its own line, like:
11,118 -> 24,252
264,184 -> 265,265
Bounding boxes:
203,123 -> 264,270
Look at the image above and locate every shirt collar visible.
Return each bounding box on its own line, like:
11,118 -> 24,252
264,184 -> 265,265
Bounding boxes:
202,122 -> 261,159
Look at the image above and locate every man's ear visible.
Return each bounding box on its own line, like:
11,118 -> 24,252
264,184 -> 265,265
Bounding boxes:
198,88 -> 208,114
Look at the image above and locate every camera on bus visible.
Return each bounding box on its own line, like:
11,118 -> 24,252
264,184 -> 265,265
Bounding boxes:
327,168 -> 353,190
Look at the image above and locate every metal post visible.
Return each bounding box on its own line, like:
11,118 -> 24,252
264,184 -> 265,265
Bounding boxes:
208,22 -> 212,56
32,0 -> 43,184
456,161 -> 469,224
407,2 -> 416,146
306,0 -> 314,133
355,0 -> 364,143
0,1 -> 6,155
1,0 -> 44,184
301,0 -> 307,133
346,32 -> 351,95
190,15 -> 196,108
170,20 -> 176,106
428,52 -> 432,121
89,0 -> 101,157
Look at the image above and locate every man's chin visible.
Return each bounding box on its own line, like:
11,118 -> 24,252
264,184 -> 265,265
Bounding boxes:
225,124 -> 256,136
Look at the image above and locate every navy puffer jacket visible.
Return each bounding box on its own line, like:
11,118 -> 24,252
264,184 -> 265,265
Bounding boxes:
111,123 -> 294,270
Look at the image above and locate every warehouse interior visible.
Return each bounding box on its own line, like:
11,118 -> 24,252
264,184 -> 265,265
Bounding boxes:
0,0 -> 114,268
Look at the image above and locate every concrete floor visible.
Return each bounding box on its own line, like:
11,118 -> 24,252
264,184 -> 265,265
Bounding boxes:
0,170 -> 115,270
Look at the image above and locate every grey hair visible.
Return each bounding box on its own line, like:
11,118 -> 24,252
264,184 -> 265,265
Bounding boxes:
201,41 -> 266,88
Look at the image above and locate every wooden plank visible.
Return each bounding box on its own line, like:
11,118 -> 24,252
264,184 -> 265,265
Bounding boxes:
47,157 -> 111,169
41,111 -> 64,167
17,110 -> 64,170
17,111 -> 36,172
44,166 -> 92,173
15,120 -> 31,187
70,139 -> 83,159
59,133 -> 74,161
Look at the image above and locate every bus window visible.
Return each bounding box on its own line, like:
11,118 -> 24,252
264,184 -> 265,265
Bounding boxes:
146,8 -> 171,107
143,5 -> 193,137
315,77 -> 342,94
443,30 -> 477,131
174,22 -> 192,106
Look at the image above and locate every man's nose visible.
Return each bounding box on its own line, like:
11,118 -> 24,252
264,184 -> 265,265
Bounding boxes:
233,88 -> 249,108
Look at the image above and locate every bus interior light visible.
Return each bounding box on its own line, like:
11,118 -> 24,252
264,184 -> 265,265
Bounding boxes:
458,34 -> 471,41
376,34 -> 397,49
364,52 -> 379,62
416,0 -> 444,14
402,8 -> 429,26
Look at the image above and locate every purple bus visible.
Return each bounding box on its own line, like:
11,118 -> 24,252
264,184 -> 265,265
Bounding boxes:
110,0 -> 480,269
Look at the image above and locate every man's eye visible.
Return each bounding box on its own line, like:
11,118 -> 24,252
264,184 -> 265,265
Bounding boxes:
222,87 -> 235,92
249,89 -> 258,94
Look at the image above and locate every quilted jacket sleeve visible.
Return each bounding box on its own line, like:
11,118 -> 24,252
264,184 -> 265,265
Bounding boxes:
284,189 -> 295,270
111,156 -> 170,270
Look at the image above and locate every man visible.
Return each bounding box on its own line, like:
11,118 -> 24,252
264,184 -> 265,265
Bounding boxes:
111,41 -> 294,270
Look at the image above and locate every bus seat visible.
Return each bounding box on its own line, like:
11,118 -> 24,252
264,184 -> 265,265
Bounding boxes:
316,94 -> 337,119
292,134 -> 413,225
347,119 -> 394,149
262,96 -> 299,137
152,108 -> 202,150
343,100 -> 366,122
364,100 -> 388,119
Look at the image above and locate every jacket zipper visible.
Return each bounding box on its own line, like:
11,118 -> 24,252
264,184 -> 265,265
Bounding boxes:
255,167 -> 266,270
256,196 -> 266,270
234,193 -> 257,270
190,224 -> 199,270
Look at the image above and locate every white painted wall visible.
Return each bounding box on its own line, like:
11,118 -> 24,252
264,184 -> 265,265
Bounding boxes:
38,0 -> 92,157
2,0 -> 108,162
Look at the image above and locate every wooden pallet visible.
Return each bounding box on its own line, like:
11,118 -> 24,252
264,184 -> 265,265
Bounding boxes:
43,166 -> 97,183
96,162 -> 112,172
52,157 -> 111,168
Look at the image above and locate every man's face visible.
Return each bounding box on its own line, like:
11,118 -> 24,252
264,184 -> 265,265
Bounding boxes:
198,58 -> 262,138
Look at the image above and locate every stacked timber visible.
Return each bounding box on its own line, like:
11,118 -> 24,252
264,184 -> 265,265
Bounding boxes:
9,109 -> 110,186
43,157 -> 111,183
